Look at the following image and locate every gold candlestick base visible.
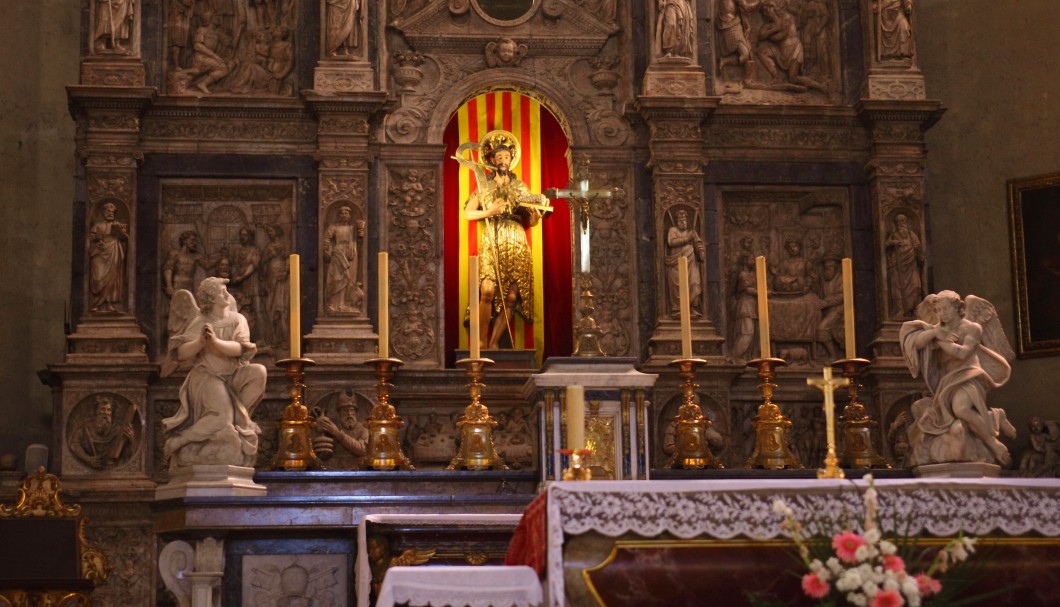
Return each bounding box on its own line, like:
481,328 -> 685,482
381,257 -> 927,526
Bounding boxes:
817,447 -> 845,479
833,357 -> 890,469
364,357 -> 414,471
561,449 -> 593,480
665,358 -> 723,470
572,272 -> 606,357
447,358 -> 508,471
273,358 -> 322,471
745,357 -> 802,469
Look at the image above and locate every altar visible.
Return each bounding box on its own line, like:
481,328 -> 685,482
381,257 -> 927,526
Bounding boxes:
505,478 -> 1060,607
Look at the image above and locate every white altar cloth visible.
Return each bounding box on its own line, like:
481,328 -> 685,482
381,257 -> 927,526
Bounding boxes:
538,478 -> 1060,607
356,514 -> 523,607
376,565 -> 542,607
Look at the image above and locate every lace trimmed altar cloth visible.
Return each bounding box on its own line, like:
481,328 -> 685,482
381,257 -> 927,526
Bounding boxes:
376,565 -> 542,607
504,478 -> 1060,607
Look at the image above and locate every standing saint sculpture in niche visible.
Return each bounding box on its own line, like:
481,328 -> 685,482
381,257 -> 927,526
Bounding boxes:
656,0 -> 695,59
161,278 -> 266,469
878,0 -> 915,60
885,213 -> 924,317
93,0 -> 135,53
899,291 -> 1017,468
455,131 -> 550,350
261,224 -> 290,349
323,206 -> 366,314
325,0 -> 362,57
89,201 -> 128,314
665,209 -> 705,318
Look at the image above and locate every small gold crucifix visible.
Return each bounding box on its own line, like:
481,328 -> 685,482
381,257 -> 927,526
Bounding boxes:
808,367 -> 850,479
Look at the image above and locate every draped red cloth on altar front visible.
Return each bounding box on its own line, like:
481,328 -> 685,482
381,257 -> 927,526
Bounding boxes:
442,92 -> 573,367
503,490 -> 548,576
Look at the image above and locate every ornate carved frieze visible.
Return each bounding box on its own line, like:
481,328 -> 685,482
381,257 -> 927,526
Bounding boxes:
386,167 -> 441,363
865,76 -> 926,100
142,116 -> 315,144
88,172 -> 134,205
586,167 -> 636,357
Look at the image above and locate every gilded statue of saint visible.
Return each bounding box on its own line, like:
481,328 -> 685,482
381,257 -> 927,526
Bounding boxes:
453,130 -> 550,349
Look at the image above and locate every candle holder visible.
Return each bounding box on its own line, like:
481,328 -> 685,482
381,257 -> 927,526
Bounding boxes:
273,358 -> 322,471
363,357 -> 414,471
664,358 -> 723,470
447,357 -> 508,470
561,448 -> 593,481
572,271 -> 606,357
745,357 -> 802,469
832,357 -> 890,469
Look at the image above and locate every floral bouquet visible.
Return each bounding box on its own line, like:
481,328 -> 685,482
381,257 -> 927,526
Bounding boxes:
761,475 -> 1002,607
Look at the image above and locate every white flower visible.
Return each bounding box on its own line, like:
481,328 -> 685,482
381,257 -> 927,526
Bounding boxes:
962,536 -> 977,553
827,557 -> 843,575
907,594 -> 922,607
847,592 -> 868,606
862,473 -> 875,483
950,542 -> 968,561
855,545 -> 872,562
864,528 -> 881,544
901,577 -> 920,598
879,540 -> 897,555
772,499 -> 794,517
861,581 -> 879,596
837,570 -> 863,592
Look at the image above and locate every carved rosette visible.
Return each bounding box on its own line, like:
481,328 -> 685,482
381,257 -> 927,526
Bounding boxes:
386,167 -> 440,364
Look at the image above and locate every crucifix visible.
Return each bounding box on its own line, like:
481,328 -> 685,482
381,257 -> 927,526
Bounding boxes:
807,366 -> 851,479
544,154 -> 620,357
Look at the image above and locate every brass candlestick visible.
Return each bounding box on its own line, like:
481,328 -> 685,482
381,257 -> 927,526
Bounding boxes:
561,449 -> 593,480
833,358 -> 890,469
745,357 -> 801,469
447,357 -> 508,470
273,358 -> 321,471
665,358 -> 723,470
364,357 -> 414,471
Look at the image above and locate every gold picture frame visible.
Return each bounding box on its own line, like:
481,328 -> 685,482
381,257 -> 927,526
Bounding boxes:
1008,172 -> 1060,357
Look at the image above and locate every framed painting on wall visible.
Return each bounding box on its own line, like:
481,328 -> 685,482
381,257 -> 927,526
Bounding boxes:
1009,172 -> 1060,358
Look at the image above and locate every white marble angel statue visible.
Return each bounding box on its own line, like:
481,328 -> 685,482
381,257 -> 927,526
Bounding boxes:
899,290 -> 1017,467
160,277 -> 266,469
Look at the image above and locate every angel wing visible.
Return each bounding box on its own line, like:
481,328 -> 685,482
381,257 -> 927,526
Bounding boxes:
161,289 -> 199,378
389,547 -> 436,567
914,295 -> 938,325
965,294 -> 1015,361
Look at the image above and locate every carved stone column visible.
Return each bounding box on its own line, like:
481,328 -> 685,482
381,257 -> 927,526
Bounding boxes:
857,0 -> 944,362
378,145 -> 446,368
303,93 -> 388,362
637,97 -> 724,365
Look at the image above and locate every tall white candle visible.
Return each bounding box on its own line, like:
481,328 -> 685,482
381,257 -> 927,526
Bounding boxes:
842,258 -> 856,359
679,256 -> 692,359
288,254 -> 300,359
566,385 -> 585,451
756,256 -> 771,359
378,251 -> 389,359
469,256 -> 480,359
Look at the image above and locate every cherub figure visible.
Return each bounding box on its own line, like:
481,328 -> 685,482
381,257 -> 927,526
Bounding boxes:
160,277 -> 267,468
899,291 -> 1016,467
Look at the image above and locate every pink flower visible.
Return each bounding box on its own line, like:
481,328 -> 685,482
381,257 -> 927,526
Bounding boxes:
801,573 -> 831,599
832,531 -> 867,563
915,574 -> 942,596
870,589 -> 904,607
882,554 -> 906,573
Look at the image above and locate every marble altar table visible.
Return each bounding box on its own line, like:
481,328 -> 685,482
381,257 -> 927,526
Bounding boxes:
376,565 -> 542,607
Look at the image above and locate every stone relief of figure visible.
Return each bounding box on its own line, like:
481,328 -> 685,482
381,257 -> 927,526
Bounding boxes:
226,29 -> 273,94
746,0 -> 828,94
799,0 -> 834,82
89,201 -> 129,314
325,0 -> 363,58
93,0 -> 135,53
266,27 -> 295,95
67,395 -> 137,470
655,0 -> 695,60
878,0 -> 915,60
1020,417 -> 1060,477
665,209 -> 706,318
717,0 -> 760,70
161,277 -> 267,468
771,238 -> 815,295
168,0 -> 195,68
456,131 -> 549,349
322,206 -> 366,314
494,407 -> 533,469
485,38 -> 528,67
886,212 -> 925,317
729,253 -> 759,362
260,224 -> 289,350
409,412 -> 458,465
815,256 -> 844,360
899,291 -> 1017,468
181,11 -> 232,94
766,237 -> 826,360
230,225 -> 263,339
312,389 -> 369,470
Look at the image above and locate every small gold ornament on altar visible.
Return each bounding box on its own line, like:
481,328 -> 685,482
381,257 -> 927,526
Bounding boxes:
808,366 -> 850,479
561,448 -> 593,481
